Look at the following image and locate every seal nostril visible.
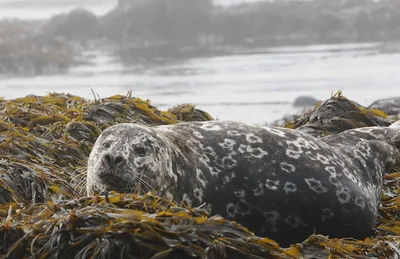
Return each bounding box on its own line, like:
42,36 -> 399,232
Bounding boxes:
103,154 -> 112,166
115,156 -> 124,165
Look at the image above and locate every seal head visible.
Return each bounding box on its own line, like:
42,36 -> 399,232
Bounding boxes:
87,123 -> 176,195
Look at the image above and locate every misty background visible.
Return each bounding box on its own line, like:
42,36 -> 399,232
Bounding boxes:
0,0 -> 400,124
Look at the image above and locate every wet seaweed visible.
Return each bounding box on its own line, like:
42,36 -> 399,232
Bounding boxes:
285,91 -> 394,137
168,104 -> 214,122
0,92 -> 398,258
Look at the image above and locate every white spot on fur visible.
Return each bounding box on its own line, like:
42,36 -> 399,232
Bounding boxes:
234,189 -> 246,198
283,182 -> 297,194
285,139 -> 304,159
219,139 -> 236,150
325,166 -> 337,177
246,145 -> 269,158
264,127 -> 287,137
265,179 -> 280,191
336,186 -> 351,204
226,203 -> 238,218
329,176 -> 343,188
285,215 -> 306,228
227,130 -> 242,137
295,137 -> 320,150
286,149 -> 302,159
196,169 -> 208,188
238,144 -> 247,154
353,149 -> 367,168
222,156 -> 237,169
200,122 -> 222,131
280,162 -> 296,173
253,182 -> 264,196
316,153 -> 330,165
246,133 -> 263,144
193,131 -> 204,139
305,178 -> 328,193
355,196 -> 365,209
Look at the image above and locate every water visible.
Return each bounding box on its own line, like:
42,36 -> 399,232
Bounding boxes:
1,42 -> 400,124
1,1 -> 400,124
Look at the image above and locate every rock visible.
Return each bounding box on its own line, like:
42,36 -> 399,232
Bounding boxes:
292,96 -> 319,107
368,97 -> 400,116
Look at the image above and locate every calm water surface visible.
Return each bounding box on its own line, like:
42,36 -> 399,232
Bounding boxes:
1,1 -> 399,124
1,42 -> 400,124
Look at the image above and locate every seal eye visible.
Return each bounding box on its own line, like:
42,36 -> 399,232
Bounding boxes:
102,142 -> 111,149
134,147 -> 146,157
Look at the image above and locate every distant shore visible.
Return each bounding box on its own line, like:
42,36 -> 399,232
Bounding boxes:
2,0 -> 400,76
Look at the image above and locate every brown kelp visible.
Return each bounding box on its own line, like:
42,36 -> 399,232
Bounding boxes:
285,91 -> 394,137
169,104 -> 214,122
0,92 -> 399,258
0,192 -> 303,259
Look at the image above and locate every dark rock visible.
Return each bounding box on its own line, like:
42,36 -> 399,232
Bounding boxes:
292,96 -> 319,107
368,97 -> 400,116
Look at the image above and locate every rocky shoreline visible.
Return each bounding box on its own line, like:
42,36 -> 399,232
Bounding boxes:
0,91 -> 398,258
2,0 -> 400,76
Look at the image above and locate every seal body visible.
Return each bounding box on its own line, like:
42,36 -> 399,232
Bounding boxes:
87,121 -> 400,246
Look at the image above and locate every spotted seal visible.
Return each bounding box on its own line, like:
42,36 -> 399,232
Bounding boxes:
87,120 -> 400,246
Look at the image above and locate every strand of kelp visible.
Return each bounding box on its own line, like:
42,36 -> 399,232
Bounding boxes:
0,91 -> 398,258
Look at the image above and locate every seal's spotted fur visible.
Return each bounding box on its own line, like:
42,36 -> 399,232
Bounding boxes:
87,121 -> 400,246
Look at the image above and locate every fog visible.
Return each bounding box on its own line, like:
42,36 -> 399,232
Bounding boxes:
1,0 -> 400,123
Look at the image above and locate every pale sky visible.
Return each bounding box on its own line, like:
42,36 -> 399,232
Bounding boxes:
0,0 -> 268,5
0,0 -> 269,19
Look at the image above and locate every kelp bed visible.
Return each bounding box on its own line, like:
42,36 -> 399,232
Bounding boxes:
0,92 -> 399,258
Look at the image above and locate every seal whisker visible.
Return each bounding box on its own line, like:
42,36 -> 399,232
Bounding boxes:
138,173 -> 156,184
70,167 -> 87,185
73,177 -> 87,195
124,175 -> 146,194
126,177 -> 138,192
136,175 -> 155,193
